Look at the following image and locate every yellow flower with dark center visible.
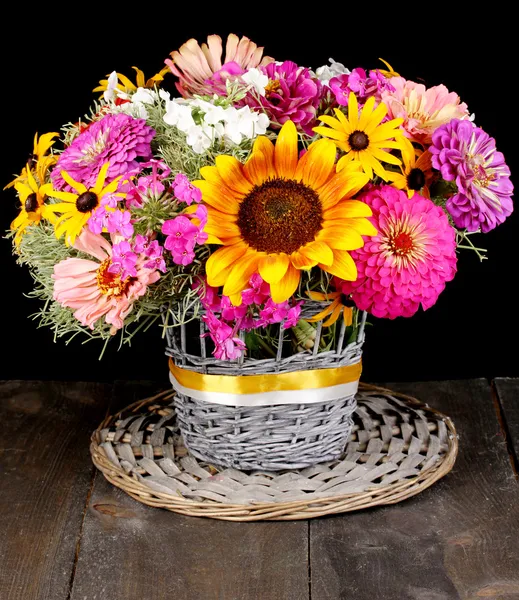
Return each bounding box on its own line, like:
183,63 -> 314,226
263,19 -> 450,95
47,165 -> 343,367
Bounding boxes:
314,92 -> 406,181
43,163 -> 124,246
93,66 -> 170,96
194,120 -> 377,305
386,136 -> 434,198
306,290 -> 354,327
11,164 -> 56,246
5,132 -> 58,190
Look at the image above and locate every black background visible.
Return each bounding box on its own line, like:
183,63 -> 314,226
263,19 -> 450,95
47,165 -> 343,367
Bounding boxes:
1,11 -> 517,384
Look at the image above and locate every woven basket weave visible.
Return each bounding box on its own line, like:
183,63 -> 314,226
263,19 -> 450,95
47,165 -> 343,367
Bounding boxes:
164,303 -> 365,471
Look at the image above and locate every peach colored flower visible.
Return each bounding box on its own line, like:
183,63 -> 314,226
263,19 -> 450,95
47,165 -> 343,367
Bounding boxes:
52,230 -> 160,333
166,33 -> 274,97
381,77 -> 470,145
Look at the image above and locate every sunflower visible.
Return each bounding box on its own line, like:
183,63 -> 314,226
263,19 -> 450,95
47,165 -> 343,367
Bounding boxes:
5,131 -> 58,190
43,163 -> 124,246
306,290 -> 354,327
313,92 -> 406,181
386,136 -> 434,198
11,164 -> 56,246
93,66 -> 170,96
194,120 -> 377,305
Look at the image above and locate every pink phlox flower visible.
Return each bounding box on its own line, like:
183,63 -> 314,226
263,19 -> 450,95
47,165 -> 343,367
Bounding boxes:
283,301 -> 303,329
125,160 -> 171,208
195,279 -> 222,312
241,273 -> 270,306
220,296 -> 248,321
202,310 -> 246,361
100,194 -> 119,209
143,242 -> 166,273
106,210 -> 134,238
330,68 -> 395,106
88,206 -> 107,235
171,246 -> 196,266
257,298 -> 290,327
163,216 -> 198,251
173,173 -> 203,205
133,234 -> 150,254
109,241 -> 138,279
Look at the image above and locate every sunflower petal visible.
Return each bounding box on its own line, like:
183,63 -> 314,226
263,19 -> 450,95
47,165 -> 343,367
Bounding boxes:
290,251 -> 317,270
323,302 -> 343,327
223,251 -> 260,298
206,243 -> 248,286
343,306 -> 353,326
296,139 -> 336,189
357,96 -> 377,131
274,120 -> 298,179
258,253 -> 290,284
243,151 -> 269,186
299,241 -> 334,266
320,249 -> 358,281
61,170 -> 87,194
306,302 -> 335,323
345,93 -> 359,129
193,180 -> 239,214
323,217 -> 377,236
317,227 -> 365,250
215,155 -> 252,195
270,264 -> 301,303
313,126 -> 347,142
319,171 -> 370,210
323,200 -> 373,220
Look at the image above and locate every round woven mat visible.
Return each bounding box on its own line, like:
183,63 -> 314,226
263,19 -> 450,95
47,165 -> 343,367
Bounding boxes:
91,383 -> 458,521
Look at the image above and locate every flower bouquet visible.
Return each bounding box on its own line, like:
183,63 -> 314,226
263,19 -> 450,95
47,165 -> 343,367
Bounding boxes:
6,33 -> 513,470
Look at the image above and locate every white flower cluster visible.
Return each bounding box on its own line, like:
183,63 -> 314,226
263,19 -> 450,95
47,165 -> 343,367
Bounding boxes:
162,95 -> 270,154
314,58 -> 351,87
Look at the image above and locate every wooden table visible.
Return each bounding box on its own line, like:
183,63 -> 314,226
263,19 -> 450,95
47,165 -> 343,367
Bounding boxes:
0,379 -> 518,600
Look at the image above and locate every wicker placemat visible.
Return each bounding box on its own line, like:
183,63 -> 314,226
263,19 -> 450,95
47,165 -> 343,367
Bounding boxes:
91,383 -> 458,521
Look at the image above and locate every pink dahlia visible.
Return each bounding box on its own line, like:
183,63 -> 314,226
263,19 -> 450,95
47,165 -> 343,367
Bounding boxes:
340,185 -> 457,319
244,61 -> 322,134
381,77 -> 470,144
430,119 -> 514,232
52,230 -> 160,332
52,113 -> 155,191
166,33 -> 273,98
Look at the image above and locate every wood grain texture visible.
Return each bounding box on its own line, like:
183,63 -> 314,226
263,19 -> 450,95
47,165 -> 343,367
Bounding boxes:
0,380 -> 111,600
70,381 -> 310,600
310,380 -> 519,600
494,378 -> 519,468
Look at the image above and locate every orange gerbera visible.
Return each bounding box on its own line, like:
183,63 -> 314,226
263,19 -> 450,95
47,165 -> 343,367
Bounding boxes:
306,290 -> 354,327
194,120 -> 377,305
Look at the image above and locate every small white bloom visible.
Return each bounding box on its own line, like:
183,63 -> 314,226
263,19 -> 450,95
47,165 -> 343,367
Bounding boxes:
159,89 -> 171,102
242,68 -> 269,96
186,125 -> 214,154
163,99 -> 196,132
103,71 -> 119,102
202,103 -> 227,126
315,58 -> 351,87
132,88 -> 157,105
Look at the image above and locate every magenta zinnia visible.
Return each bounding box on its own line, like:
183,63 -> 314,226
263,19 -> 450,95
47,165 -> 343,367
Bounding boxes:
430,119 -> 514,232
52,114 -> 155,191
340,185 -> 457,318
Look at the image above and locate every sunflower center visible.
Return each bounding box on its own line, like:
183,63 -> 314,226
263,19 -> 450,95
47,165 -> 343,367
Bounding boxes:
237,178 -> 322,254
389,231 -> 415,256
407,168 -> 426,191
24,193 -> 39,213
348,130 -> 369,151
76,191 -> 99,213
96,259 -> 131,297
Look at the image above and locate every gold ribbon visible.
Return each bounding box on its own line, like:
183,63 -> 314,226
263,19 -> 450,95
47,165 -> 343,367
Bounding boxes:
169,358 -> 362,395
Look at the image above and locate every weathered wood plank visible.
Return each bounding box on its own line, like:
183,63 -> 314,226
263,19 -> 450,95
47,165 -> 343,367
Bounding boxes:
310,380 -> 519,600
494,378 -> 519,468
0,380 -> 111,600
71,381 -> 310,600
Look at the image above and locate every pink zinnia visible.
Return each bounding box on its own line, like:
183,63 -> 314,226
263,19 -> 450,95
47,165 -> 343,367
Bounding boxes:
52,230 -> 160,332
381,77 -> 470,144
52,113 -> 155,191
166,33 -> 273,98
340,185 -> 457,319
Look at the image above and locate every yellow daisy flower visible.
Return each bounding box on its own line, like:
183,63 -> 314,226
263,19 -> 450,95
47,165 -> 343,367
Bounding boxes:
11,164 -> 55,246
194,120 -> 377,305
5,131 -> 58,190
43,163 -> 124,246
386,136 -> 434,198
93,66 -> 170,96
306,290 -> 354,327
313,92 -> 406,181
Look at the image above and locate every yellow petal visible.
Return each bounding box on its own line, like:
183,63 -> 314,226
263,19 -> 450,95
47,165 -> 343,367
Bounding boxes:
215,155 -> 252,195
274,120 -> 298,179
117,72 -> 137,91
270,264 -> 301,303
313,126 -> 347,142
290,251 -> 317,270
317,227 -> 365,250
252,136 -> 275,170
299,241 -> 334,266
258,253 -> 290,284
357,96 -> 377,131
193,180 -> 240,214
132,66 -> 146,88
306,303 -> 334,323
319,171 -> 370,210
345,93 -> 359,130
243,151 -> 269,186
323,200 -> 372,220
343,307 -> 353,326
223,251 -> 260,298
206,244 -> 248,286
320,249 -> 358,281
323,301 -> 343,327
323,217 -> 377,237
61,170 -> 87,194
14,181 -> 33,202
92,163 -> 110,195
295,139 -> 336,189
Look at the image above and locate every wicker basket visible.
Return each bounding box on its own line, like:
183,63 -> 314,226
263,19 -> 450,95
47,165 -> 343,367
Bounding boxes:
164,303 -> 366,471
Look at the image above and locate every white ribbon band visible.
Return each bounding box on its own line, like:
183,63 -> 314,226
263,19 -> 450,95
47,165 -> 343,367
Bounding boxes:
169,371 -> 359,407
